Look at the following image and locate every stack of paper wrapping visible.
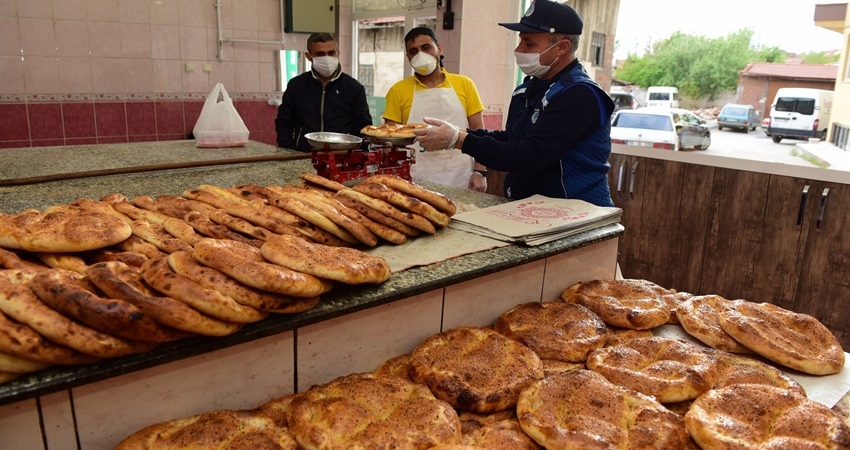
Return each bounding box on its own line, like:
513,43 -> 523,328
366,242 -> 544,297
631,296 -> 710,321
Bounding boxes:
448,195 -> 622,246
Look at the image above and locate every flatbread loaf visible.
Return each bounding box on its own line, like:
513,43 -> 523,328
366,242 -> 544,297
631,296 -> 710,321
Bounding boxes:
361,123 -> 426,138
368,174 -> 457,216
517,370 -> 692,449
352,182 -> 450,227
0,207 -> 132,252
461,419 -> 541,450
193,239 -> 333,298
494,301 -> 608,362
586,336 -> 720,403
300,172 -> 347,192
409,326 -> 544,413
719,300 -> 845,375
287,372 -> 462,449
676,295 -> 754,354
704,348 -> 806,396
260,234 -> 390,285
115,409 -> 300,450
561,279 -> 672,330
0,306 -> 99,365
685,384 -> 850,449
0,351 -> 52,374
336,189 -> 436,235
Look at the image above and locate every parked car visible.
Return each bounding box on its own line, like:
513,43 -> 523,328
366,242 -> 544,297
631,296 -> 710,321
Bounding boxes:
767,88 -> 833,143
646,86 -> 680,108
610,108 -> 711,151
610,92 -> 639,112
760,117 -> 771,131
717,103 -> 759,132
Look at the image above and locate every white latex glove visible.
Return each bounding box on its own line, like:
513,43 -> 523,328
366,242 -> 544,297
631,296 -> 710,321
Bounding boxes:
469,172 -> 487,192
413,117 -> 460,151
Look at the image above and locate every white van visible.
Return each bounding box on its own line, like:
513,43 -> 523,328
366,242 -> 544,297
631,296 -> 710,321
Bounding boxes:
767,88 -> 833,143
646,86 -> 679,108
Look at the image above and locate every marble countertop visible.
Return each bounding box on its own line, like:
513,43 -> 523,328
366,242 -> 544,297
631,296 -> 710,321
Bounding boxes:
0,140 -> 624,405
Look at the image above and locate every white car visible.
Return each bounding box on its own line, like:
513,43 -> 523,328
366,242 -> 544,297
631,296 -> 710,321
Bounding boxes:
610,108 -> 711,151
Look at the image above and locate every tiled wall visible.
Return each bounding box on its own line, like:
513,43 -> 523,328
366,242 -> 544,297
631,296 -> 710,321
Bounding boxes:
0,100 -> 280,148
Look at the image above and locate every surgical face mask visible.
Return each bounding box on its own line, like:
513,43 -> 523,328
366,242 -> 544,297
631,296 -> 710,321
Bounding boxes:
311,56 -> 339,77
514,42 -> 560,78
410,52 -> 438,76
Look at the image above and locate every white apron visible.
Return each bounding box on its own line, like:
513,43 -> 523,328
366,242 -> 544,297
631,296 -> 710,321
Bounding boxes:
407,79 -> 474,189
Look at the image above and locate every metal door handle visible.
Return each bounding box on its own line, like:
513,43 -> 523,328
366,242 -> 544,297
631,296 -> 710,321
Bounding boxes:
629,161 -> 639,198
797,184 -> 810,227
816,188 -> 830,231
616,160 -> 626,193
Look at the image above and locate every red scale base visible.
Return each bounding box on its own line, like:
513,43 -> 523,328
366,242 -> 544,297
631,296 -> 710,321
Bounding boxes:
311,145 -> 414,183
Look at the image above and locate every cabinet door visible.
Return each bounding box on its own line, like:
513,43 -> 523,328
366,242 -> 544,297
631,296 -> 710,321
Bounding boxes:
795,182 -> 850,348
613,156 -> 713,293
700,168 -> 771,300
743,175 -> 811,310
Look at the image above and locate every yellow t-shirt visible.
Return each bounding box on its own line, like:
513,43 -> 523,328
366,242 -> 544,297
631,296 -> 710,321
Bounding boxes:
382,68 -> 485,125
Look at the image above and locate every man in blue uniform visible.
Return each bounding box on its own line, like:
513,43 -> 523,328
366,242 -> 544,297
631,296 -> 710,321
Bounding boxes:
275,33 -> 373,152
414,0 -> 615,207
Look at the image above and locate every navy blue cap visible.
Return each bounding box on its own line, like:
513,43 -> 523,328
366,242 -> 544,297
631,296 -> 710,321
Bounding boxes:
499,0 -> 583,35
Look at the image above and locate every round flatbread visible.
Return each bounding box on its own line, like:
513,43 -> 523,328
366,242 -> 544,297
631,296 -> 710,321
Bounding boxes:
494,301 -> 608,362
704,348 -> 806,396
368,174 -> 457,216
260,234 -> 390,285
0,207 -> 132,253
676,295 -> 754,354
361,123 -> 426,138
409,326 -> 544,413
561,279 -> 672,330
0,303 -> 98,365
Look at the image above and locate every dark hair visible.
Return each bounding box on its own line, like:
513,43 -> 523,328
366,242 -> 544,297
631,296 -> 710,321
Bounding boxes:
307,33 -> 336,53
404,27 -> 438,45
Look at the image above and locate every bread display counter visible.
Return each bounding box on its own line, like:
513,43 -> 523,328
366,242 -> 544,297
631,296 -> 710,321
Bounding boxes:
0,141 -> 622,449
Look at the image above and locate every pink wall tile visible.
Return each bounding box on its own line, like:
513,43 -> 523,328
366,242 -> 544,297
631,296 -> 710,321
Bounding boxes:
0,141 -> 31,149
151,25 -> 181,59
66,137 -> 98,146
0,57 -> 26,94
55,20 -> 91,57
178,0 -> 213,28
22,56 -> 62,94
183,101 -> 204,133
0,17 -> 21,56
261,101 -> 278,131
258,130 -> 277,146
257,0 -> 280,33
234,100 -> 263,132
149,0 -> 179,25
59,57 -> 93,93
95,102 -> 127,137
0,104 -> 30,141
90,58 -> 125,94
97,136 -> 128,144
231,0 -> 258,31
118,0 -> 150,24
19,18 -> 56,56
32,138 -> 66,147
86,0 -> 119,22
258,61 -> 276,93
16,0 -> 52,18
155,101 -> 184,135
179,26 -> 208,61
126,102 -> 156,135
54,0 -> 88,20
483,113 -> 504,130
88,21 -> 121,58
62,102 -> 96,138
182,68 -> 210,94
28,103 -> 64,139
123,59 -> 155,94
233,62 -> 260,93
120,23 -> 152,58
153,59 -> 183,93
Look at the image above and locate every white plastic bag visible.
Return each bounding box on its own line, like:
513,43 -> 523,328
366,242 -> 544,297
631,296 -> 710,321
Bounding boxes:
193,83 -> 249,147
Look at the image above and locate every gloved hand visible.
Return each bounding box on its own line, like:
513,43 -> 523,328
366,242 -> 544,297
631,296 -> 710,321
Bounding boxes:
469,172 -> 487,192
413,117 -> 460,151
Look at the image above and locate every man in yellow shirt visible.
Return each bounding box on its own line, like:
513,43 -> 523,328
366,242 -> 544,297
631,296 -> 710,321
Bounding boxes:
383,27 -> 487,192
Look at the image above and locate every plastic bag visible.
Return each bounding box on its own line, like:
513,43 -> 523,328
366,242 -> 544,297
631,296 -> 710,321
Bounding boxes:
193,83 -> 249,147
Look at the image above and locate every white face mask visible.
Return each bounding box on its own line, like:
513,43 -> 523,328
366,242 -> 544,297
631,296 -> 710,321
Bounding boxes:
410,52 -> 438,76
514,42 -> 560,78
311,56 -> 339,78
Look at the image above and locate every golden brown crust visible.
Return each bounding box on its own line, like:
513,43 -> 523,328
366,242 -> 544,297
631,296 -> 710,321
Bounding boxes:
336,189 -> 436,234
29,269 -> 189,343
256,393 -> 300,429
130,220 -> 193,254
719,300 -> 845,375
332,192 -> 420,237
86,261 -> 243,337
260,234 -> 391,285
409,326 -> 544,413
361,123 -> 426,138
462,419 -> 542,450
115,409 -> 300,450
183,188 -> 296,237
540,359 -> 584,377
82,248 -> 148,267
0,305 -> 99,365
193,239 -> 333,298
604,326 -> 654,347
208,209 -> 300,241
270,196 -> 359,245
183,211 -> 261,247
586,337 -> 720,403
112,200 -> 170,224
0,207 -> 132,253
676,295 -> 754,354
685,384 -> 850,449
369,174 -> 457,216
300,173 -> 347,192
353,181 -> 450,227
703,348 -> 806,396
251,201 -> 344,246
34,252 -> 89,275
0,271 -> 155,358
517,370 -> 691,449
495,301 -> 608,362
0,351 -> 52,374
561,279 -> 672,330
287,372 -> 461,449
131,195 -> 190,219
142,257 -> 268,323
114,235 -> 165,259
273,189 -> 377,246
167,251 -> 316,314
160,217 -> 203,246
373,354 -> 413,381
0,248 -> 45,270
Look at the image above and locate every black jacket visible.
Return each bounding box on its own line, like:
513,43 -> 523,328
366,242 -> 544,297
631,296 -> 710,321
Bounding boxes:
275,69 -> 373,152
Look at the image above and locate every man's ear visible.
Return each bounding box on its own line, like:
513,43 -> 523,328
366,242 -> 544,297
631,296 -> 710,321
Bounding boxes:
306,53 -> 313,62
437,43 -> 444,56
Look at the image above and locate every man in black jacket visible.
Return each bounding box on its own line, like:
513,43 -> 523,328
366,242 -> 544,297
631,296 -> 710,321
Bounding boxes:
275,33 -> 373,152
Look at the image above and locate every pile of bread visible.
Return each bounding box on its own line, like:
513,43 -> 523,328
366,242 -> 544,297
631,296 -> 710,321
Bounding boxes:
115,279 -> 849,449
0,174 -> 457,385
